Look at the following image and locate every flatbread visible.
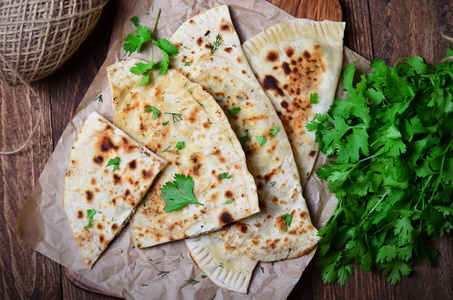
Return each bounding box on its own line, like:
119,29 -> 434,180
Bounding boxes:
169,5 -> 318,263
63,111 -> 166,267
242,19 -> 345,187
186,235 -> 257,294
107,59 -> 259,248
198,71 -> 319,262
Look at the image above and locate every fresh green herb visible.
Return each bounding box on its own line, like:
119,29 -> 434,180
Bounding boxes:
185,278 -> 200,286
239,129 -> 249,148
271,262 -> 274,266
317,62 -> 322,68
126,103 -> 131,107
142,133 -> 145,137
150,258 -> 153,262
210,295 -> 216,300
230,107 -> 241,115
310,93 -> 319,104
218,262 -> 224,268
282,213 -> 292,232
164,112 -> 183,123
141,283 -> 148,287
94,94 -> 103,102
306,69 -> 315,74
184,61 -> 191,66
270,126 -> 279,137
144,105 -> 161,119
142,197 -> 146,207
232,44 -> 236,48
124,10 -> 179,86
223,198 -> 234,205
155,262 -> 161,265
219,172 -> 232,179
151,148 -> 156,151
196,100 -> 205,108
106,156 -> 121,172
130,16 -> 140,27
188,89 -> 193,94
270,181 -> 276,187
201,275 -> 207,278
246,224 -> 251,228
260,266 -> 264,273
181,253 -> 184,259
163,249 -> 167,256
207,118 -> 212,124
132,245 -> 136,249
158,271 -> 169,277
256,136 -> 267,146
98,247 -> 102,251
121,249 -> 124,253
162,146 -> 173,153
133,262 -> 136,270
208,34 -> 223,55
181,108 -> 187,111
161,174 -> 203,212
161,121 -> 168,126
176,141 -> 185,154
307,50 -> 453,286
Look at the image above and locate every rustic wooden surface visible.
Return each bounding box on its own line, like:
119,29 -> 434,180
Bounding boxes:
1,0 -> 452,299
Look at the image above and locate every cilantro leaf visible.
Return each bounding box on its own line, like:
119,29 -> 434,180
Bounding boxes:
256,136 -> 267,146
270,126 -> 279,137
161,174 -> 203,212
123,24 -> 151,56
176,141 -> 185,154
144,105 -> 160,119
310,93 -> 319,104
86,209 -> 97,228
230,107 -> 241,115
282,213 -> 292,231
185,278 -> 200,286
239,129 -> 249,149
219,172 -> 231,179
106,156 -> 121,172
130,16 -> 140,27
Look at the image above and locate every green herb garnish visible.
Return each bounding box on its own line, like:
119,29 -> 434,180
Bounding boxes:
219,172 -> 232,179
310,93 -> 319,104
144,105 -> 161,119
256,136 -> 267,146
223,198 -> 234,205
106,156 -> 121,172
270,126 -> 279,137
185,278 -> 200,286
86,210 -> 97,228
164,112 -> 183,123
230,107 -> 241,115
176,141 -> 185,154
161,174 -> 203,213
282,213 -> 292,232
208,34 -> 223,55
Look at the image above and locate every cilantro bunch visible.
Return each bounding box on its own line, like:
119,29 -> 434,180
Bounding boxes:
307,47 -> 453,286
123,9 -> 179,86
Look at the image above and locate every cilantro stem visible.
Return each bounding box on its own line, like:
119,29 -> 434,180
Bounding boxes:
152,8 -> 162,40
368,192 -> 388,214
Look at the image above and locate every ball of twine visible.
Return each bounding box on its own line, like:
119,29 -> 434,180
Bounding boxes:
0,0 -> 108,86
0,0 -> 108,155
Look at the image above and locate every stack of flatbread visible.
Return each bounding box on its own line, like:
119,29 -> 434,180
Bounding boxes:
63,3 -> 345,294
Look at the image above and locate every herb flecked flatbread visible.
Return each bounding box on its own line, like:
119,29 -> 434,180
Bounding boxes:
63,111 -> 167,267
242,19 -> 345,187
107,59 -> 259,248
171,5 -> 319,292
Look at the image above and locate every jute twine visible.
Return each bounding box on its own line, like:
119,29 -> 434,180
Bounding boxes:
0,0 -> 108,155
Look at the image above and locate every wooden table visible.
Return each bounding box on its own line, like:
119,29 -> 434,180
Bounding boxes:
1,0 -> 452,299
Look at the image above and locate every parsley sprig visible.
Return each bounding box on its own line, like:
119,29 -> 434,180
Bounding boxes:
106,156 -> 121,172
161,174 -> 203,212
123,10 -> 179,86
308,48 -> 453,286
208,34 -> 223,55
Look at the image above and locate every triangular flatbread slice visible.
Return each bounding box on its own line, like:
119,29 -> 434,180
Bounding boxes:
186,235 -> 257,294
63,111 -> 167,267
107,59 -> 259,248
242,19 -> 345,187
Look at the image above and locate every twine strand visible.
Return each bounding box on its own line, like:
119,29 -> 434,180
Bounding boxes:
0,53 -> 43,155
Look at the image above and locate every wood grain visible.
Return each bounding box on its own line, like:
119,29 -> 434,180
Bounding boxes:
269,0 -> 342,21
0,80 -> 61,298
2,0 -> 453,299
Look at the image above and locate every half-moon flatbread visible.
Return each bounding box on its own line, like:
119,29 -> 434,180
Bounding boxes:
63,111 -> 167,267
242,19 -> 345,187
107,59 -> 259,248
186,235 -> 257,294
198,71 -> 319,262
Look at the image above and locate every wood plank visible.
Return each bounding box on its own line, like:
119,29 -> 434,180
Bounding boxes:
269,0 -> 342,21
0,79 -> 61,298
339,0 -> 373,60
369,0 -> 453,65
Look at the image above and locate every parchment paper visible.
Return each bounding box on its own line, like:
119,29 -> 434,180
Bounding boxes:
16,0 -> 372,299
